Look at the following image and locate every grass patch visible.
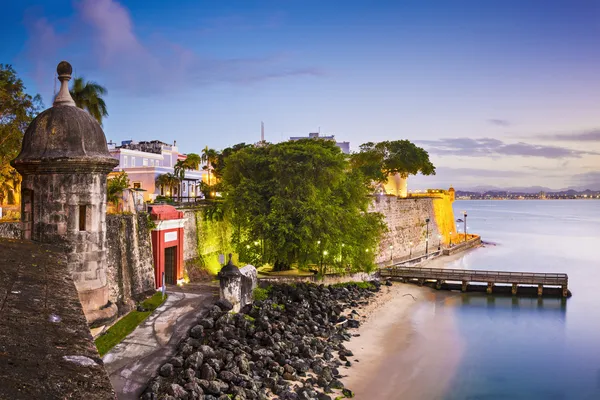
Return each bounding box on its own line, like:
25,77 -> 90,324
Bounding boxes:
253,285 -> 272,302
271,303 -> 285,311
331,281 -> 375,290
95,292 -> 167,356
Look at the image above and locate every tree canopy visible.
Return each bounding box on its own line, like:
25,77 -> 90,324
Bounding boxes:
222,139 -> 385,272
0,64 -> 43,204
351,140 -> 436,183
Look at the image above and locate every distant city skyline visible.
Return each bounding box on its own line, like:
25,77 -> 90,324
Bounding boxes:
1,0 -> 599,189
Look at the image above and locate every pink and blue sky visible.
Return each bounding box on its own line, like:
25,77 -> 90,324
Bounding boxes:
1,0 -> 599,190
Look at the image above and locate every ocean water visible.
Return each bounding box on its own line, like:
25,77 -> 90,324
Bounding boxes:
412,200 -> 600,400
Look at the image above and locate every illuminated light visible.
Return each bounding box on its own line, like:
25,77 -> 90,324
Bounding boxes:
323,250 -> 328,256
365,249 -> 369,253
341,243 -> 345,247
246,245 -> 250,249
254,241 -> 259,246
166,191 -> 171,196
389,245 -> 393,249
317,240 -> 321,245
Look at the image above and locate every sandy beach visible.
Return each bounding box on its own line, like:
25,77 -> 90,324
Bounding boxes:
341,251 -> 473,399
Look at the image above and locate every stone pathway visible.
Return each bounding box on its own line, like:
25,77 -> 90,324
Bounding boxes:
102,283 -> 218,400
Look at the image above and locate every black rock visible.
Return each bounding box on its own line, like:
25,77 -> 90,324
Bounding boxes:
200,364 -> 217,381
159,363 -> 174,377
190,324 -> 205,339
216,298 -> 234,311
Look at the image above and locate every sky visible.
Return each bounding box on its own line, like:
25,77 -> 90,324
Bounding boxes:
1,0 -> 599,190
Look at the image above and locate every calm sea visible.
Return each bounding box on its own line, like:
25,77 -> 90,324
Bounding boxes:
412,200 -> 600,400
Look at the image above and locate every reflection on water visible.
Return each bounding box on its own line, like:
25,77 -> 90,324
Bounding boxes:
413,200 -> 600,400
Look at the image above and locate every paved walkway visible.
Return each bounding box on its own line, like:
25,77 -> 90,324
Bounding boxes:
102,283 -> 218,400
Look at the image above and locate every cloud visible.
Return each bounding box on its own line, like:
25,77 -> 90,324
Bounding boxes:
22,0 -> 322,96
488,119 -> 511,127
536,129 -> 600,142
416,137 -> 599,159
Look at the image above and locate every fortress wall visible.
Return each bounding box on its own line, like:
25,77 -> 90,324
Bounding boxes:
105,213 -> 155,314
370,194 -> 456,264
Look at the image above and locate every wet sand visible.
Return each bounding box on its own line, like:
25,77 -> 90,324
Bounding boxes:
341,252 -> 471,399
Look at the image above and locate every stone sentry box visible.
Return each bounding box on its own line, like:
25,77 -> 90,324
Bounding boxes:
11,61 -> 119,326
218,254 -> 258,312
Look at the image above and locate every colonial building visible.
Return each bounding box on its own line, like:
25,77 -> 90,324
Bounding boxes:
289,132 -> 351,154
108,140 -> 206,202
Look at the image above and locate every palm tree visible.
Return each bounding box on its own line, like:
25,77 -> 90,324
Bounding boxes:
69,77 -> 108,126
173,160 -> 186,202
155,173 -> 179,200
201,146 -> 219,186
184,153 -> 201,170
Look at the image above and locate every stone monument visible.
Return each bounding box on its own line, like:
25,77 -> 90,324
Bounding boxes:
12,61 -> 119,326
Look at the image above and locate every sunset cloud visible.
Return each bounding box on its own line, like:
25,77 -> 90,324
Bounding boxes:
416,137 -> 599,159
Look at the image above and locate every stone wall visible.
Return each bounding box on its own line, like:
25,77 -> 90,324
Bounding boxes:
105,213 -> 155,314
0,221 -> 21,239
369,195 -> 456,265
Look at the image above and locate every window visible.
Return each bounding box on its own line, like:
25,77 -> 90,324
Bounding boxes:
149,159 -> 154,166
79,205 -> 88,231
156,160 -> 160,167
123,155 -> 128,167
133,182 -> 142,189
131,156 -> 136,166
183,182 -> 187,192
143,158 -> 148,166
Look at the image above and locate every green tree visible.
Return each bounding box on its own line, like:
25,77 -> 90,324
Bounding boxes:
183,153 -> 201,170
201,146 -> 219,187
69,77 -> 108,125
0,64 -> 43,204
222,139 -> 385,272
155,173 -> 179,200
107,171 -> 130,211
351,140 -> 436,184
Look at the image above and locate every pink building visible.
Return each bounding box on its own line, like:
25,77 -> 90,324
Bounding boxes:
108,140 -> 206,202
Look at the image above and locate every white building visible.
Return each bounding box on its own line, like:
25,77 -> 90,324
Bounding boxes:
289,132 -> 350,154
108,140 -> 206,202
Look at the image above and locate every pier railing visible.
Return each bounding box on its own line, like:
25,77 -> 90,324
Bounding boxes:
380,267 -> 568,285
380,266 -> 569,297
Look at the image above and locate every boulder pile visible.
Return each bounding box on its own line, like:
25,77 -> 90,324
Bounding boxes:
141,281 -> 381,400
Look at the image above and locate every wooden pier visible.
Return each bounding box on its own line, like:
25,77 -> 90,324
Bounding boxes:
380,267 -> 569,297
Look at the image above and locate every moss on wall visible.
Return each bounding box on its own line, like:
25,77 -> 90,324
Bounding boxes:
192,209 -> 237,276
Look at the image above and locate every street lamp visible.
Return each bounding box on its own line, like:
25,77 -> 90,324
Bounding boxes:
463,211 -> 468,242
409,241 -> 413,258
425,218 -> 430,256
438,234 -> 442,251
449,232 -> 453,247
389,244 -> 394,265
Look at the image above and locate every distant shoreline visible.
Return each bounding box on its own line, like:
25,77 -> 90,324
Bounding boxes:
455,198 -> 599,201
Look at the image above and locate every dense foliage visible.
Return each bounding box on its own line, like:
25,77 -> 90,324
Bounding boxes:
0,65 -> 43,205
351,140 -> 436,183
107,171 -> 130,210
222,139 -> 386,272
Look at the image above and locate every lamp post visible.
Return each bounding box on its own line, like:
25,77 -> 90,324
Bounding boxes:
449,232 -> 453,247
409,241 -> 413,258
389,244 -> 393,265
463,211 -> 468,242
438,234 -> 442,251
425,218 -> 430,256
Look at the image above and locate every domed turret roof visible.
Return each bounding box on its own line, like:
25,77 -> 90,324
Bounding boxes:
12,61 -> 117,173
